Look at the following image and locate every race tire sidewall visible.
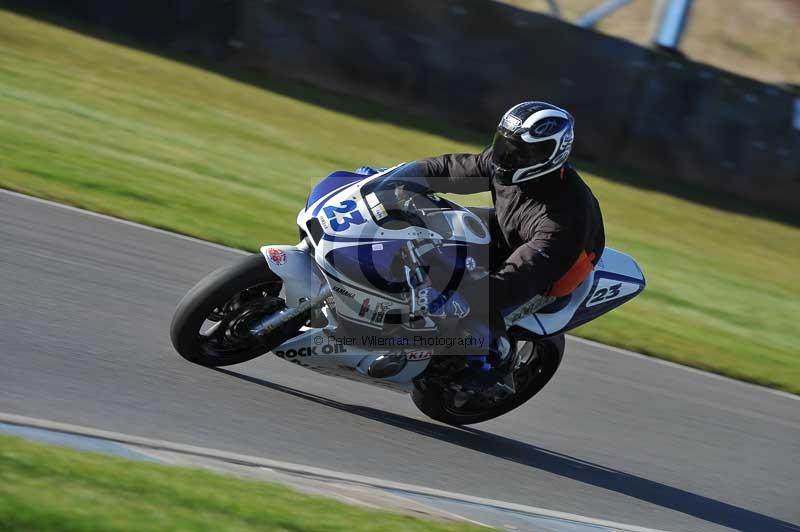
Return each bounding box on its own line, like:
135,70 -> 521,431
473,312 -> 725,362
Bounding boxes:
170,253 -> 292,367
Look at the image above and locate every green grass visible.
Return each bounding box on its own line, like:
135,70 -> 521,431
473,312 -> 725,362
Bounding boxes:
0,10 -> 798,393
0,434 -> 481,532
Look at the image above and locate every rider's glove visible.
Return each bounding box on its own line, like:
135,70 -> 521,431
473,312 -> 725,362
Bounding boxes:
418,287 -> 470,319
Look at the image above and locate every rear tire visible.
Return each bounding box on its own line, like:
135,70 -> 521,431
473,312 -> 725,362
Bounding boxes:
170,253 -> 307,367
412,334 -> 564,425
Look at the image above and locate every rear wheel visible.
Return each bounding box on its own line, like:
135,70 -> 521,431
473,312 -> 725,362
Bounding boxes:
412,334 -> 564,425
170,254 -> 308,367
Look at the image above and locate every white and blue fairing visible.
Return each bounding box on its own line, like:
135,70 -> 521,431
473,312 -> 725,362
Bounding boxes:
298,168 -> 491,329
508,248 -> 645,336
258,168 -> 644,390
296,168 -> 644,337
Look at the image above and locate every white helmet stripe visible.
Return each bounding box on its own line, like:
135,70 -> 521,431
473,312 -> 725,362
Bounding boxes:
520,126 -> 568,144
520,108 -> 570,129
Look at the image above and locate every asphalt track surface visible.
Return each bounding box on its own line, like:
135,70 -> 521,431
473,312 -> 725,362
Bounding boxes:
1,189 -> 798,532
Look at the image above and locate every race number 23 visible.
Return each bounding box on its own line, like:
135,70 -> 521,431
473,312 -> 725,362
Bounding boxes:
323,200 -> 365,231
588,283 -> 622,305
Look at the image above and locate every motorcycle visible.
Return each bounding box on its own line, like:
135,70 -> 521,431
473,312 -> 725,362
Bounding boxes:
170,167 -> 645,425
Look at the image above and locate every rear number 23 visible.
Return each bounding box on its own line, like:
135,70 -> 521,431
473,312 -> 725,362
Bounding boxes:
323,200 -> 365,231
589,283 -> 622,304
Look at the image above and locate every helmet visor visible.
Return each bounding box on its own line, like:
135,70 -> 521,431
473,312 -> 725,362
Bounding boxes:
491,132 -> 557,170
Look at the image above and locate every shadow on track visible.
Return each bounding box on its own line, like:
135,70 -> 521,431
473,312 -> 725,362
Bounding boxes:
215,368 -> 799,532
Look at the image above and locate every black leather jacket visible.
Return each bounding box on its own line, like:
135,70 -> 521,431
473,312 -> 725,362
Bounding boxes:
411,148 -> 605,309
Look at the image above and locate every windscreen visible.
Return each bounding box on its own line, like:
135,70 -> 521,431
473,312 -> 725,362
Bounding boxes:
360,172 -> 455,239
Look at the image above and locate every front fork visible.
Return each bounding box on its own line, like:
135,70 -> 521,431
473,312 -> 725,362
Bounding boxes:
248,241 -> 330,336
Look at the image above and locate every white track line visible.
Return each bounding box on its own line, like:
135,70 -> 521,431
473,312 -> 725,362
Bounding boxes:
2,187 -> 796,402
0,188 -> 247,256
0,412 -> 670,532
568,336 -> 799,402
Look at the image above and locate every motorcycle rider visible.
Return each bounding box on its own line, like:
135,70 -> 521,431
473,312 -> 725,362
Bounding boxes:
378,101 -> 605,363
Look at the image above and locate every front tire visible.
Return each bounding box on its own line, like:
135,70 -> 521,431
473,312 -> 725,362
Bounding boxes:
170,253 -> 307,367
412,334 -> 564,425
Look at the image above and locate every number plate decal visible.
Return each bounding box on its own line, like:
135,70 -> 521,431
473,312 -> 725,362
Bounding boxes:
323,200 -> 366,231
586,278 -> 640,307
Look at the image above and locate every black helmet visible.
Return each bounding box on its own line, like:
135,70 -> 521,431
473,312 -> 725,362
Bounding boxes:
491,101 -> 575,185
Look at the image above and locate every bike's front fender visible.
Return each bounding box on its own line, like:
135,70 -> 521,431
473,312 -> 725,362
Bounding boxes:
259,245 -> 326,306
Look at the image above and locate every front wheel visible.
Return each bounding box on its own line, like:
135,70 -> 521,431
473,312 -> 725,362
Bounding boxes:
412,334 -> 564,425
170,253 -> 308,367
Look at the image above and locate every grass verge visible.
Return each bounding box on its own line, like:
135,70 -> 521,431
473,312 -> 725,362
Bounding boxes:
0,10 -> 798,393
0,434 -> 480,531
